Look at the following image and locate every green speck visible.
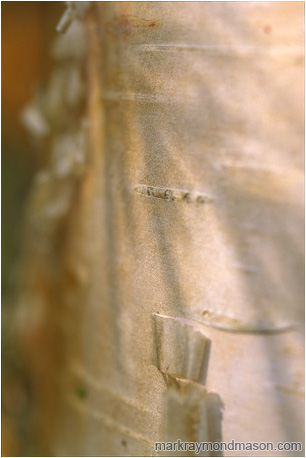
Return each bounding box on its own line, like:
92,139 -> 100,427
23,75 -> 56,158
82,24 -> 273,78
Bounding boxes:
76,385 -> 87,400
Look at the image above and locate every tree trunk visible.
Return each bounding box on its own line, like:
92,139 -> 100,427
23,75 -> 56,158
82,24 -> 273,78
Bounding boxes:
17,2 -> 304,456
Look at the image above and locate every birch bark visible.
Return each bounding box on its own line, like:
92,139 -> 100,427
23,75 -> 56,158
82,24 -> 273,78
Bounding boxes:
18,2 -> 304,456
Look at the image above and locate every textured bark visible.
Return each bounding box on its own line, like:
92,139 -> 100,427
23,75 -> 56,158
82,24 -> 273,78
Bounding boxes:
18,2 -> 304,456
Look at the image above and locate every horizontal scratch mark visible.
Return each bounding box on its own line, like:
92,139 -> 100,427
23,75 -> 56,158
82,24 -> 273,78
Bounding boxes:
137,43 -> 304,58
196,309 -> 295,334
134,184 -> 212,204
275,385 -> 305,398
233,263 -> 258,274
71,362 -> 152,414
217,161 -> 304,176
103,90 -> 173,104
66,394 -> 155,446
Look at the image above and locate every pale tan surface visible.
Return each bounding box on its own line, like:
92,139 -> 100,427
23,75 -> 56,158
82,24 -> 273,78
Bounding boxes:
19,2 -> 304,456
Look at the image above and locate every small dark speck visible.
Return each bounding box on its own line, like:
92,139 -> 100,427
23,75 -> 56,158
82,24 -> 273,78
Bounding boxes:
149,22 -> 156,27
76,385 -> 87,400
121,440 -> 127,447
263,24 -> 272,34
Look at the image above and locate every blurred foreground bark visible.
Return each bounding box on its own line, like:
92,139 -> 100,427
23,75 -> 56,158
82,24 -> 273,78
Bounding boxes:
15,2 -> 304,456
